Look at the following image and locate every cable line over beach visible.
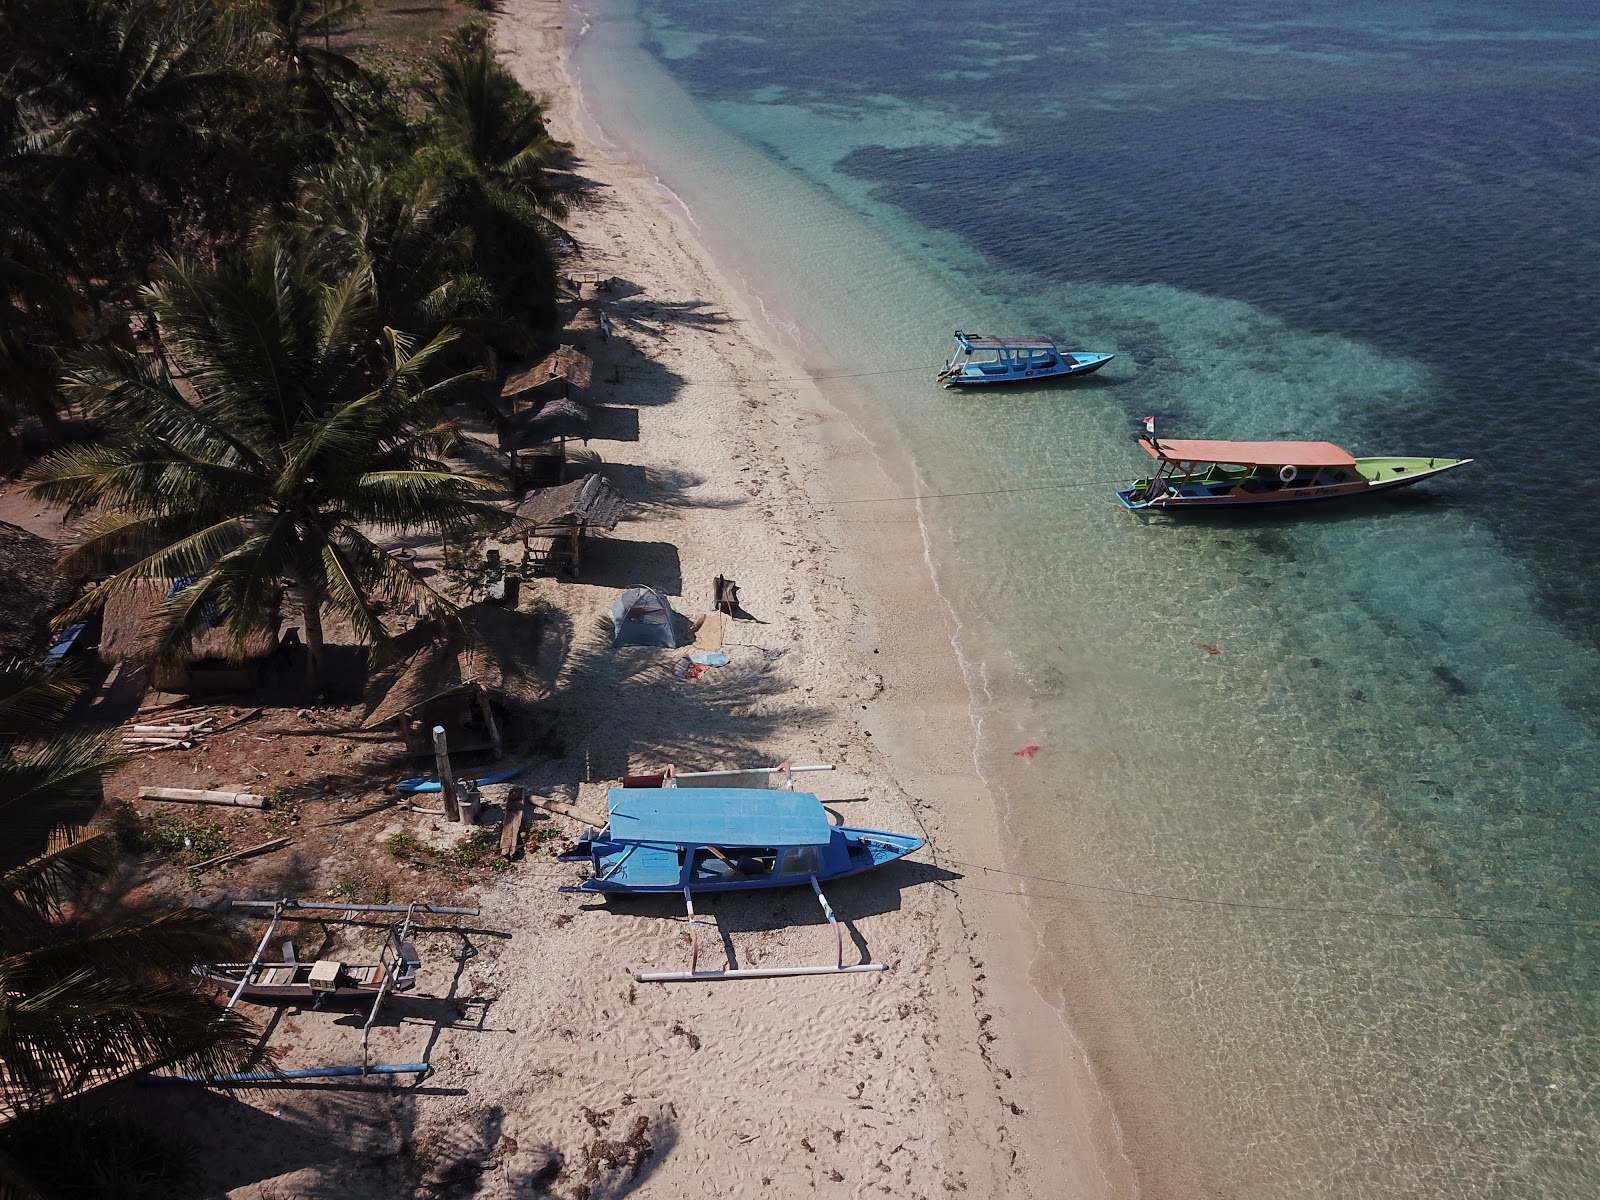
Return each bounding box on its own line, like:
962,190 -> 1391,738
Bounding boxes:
937,857 -> 1600,931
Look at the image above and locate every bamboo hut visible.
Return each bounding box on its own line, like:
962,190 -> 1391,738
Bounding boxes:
364,603 -> 541,757
99,579 -> 282,693
500,346 -> 596,488
500,344 -> 593,413
513,473 -> 627,577
0,522 -> 78,661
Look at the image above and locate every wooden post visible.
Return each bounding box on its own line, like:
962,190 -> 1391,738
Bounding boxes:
432,725 -> 460,823
475,689 -> 503,758
499,786 -> 525,859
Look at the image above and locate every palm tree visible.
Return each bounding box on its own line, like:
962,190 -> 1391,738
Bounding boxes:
288,152 -> 522,354
257,0 -> 371,133
0,659 -> 257,1143
24,239 -> 510,692
418,32 -> 580,330
422,32 -> 577,225
0,0 -> 257,275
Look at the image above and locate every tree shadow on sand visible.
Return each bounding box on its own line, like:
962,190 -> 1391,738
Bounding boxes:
539,613 -> 823,779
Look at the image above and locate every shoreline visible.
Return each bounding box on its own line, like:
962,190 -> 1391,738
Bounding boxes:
498,1 -> 1135,1195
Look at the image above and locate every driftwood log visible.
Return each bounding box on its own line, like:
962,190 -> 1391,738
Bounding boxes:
139,787 -> 270,809
188,837 -> 291,873
525,793 -> 608,830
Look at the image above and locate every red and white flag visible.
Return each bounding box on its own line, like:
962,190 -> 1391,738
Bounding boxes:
1141,415 -> 1156,434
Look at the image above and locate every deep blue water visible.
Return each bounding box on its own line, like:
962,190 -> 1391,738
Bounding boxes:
646,0 -> 1600,635
580,1 -> 1600,1194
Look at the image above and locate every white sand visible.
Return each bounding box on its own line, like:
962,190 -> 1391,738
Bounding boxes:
147,2 -> 1136,1195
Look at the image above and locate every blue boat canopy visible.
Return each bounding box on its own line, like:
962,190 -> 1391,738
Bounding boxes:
606,787 -> 833,847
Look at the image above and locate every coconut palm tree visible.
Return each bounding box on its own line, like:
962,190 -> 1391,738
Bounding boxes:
416,32 -> 580,331
288,152 -> 523,354
0,659 -> 257,1145
257,0 -> 371,133
24,239 -> 510,693
421,31 -> 578,225
0,0 -> 257,275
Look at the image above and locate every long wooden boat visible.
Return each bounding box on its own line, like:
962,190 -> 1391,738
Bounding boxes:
1116,437 -> 1472,511
558,787 -> 923,895
197,928 -> 420,1004
937,330 -> 1113,387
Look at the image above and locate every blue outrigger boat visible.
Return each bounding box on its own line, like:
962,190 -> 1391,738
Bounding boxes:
560,787 -> 922,895
937,330 -> 1113,387
559,787 -> 924,981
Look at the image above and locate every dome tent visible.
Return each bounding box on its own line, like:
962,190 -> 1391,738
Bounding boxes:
610,586 -> 682,649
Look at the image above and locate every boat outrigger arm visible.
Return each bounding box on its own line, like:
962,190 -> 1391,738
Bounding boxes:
636,877 -> 888,983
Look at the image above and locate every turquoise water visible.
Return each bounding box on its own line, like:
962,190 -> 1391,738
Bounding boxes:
568,1 -> 1600,1194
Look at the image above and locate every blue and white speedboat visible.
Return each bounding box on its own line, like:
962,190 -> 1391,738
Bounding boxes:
937,330 -> 1113,387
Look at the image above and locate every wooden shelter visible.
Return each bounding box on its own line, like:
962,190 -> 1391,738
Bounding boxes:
500,344 -> 593,412
99,579 -> 282,693
364,603 -> 541,757
513,473 -> 627,577
0,521 -> 78,660
500,346 -> 597,489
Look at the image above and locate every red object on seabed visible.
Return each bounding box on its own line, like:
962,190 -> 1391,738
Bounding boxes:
1014,745 -> 1041,758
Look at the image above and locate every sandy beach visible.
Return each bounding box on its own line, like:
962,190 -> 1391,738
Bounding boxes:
107,1 -> 1134,1195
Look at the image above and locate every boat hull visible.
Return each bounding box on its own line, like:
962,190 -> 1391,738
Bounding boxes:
1118,456 -> 1472,511
941,352 -> 1113,387
565,827 -> 924,895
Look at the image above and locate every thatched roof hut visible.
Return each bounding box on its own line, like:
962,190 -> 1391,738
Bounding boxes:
514,474 -> 626,530
99,579 -> 282,693
512,474 -> 627,579
503,345 -> 593,397
364,603 -> 542,756
499,398 -> 592,452
0,522 -> 77,660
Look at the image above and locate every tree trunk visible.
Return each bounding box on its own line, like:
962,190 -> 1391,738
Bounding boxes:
302,591 -> 326,695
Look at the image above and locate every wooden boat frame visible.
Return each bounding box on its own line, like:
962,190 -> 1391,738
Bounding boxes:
1117,437 -> 1472,510
205,898 -> 478,1071
937,330 -> 1113,387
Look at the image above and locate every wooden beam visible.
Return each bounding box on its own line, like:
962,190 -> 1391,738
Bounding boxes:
476,689 -> 503,759
139,787 -> 269,809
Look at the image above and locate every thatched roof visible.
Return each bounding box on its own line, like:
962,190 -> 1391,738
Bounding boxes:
364,603 -> 542,728
499,398 -> 592,451
514,474 -> 627,531
501,345 -> 593,398
0,522 -> 77,660
100,579 -> 280,666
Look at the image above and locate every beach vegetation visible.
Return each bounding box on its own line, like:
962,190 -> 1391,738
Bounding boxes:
0,659 -> 258,1175
24,240 -> 513,691
0,0 -> 572,459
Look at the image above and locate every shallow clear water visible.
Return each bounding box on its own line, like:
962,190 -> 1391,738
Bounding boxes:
571,1 -> 1600,1194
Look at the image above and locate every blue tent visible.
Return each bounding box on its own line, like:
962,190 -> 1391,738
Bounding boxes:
610,585 -> 681,648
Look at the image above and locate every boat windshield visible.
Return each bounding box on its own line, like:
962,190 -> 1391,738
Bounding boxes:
691,847 -> 778,880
